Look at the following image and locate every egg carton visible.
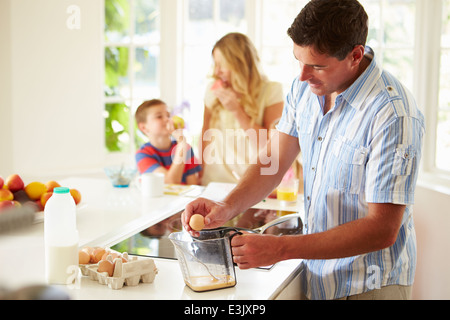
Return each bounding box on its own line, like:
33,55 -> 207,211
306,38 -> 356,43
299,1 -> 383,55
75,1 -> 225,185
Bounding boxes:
79,263 -> 95,277
78,248 -> 126,276
83,253 -> 158,290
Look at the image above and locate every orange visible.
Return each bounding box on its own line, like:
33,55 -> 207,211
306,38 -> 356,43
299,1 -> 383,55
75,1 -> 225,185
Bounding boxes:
40,192 -> 53,208
70,188 -> 81,205
45,180 -> 61,192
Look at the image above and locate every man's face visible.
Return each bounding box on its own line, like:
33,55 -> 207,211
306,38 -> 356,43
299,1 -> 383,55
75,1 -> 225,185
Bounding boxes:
293,43 -> 361,97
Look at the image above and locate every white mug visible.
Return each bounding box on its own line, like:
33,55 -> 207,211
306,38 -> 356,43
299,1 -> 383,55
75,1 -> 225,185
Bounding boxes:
140,172 -> 164,197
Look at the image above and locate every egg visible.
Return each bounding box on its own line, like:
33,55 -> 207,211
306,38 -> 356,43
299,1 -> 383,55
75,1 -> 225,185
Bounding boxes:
189,214 -> 205,231
81,246 -> 94,257
80,246 -> 94,263
82,246 -> 93,253
101,250 -> 112,261
92,247 -> 106,263
110,252 -> 120,260
97,259 -> 114,277
101,251 -> 129,264
115,253 -> 128,263
78,250 -> 91,264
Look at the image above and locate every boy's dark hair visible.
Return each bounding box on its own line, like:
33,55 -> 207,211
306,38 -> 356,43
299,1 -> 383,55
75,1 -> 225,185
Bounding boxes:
287,0 -> 368,60
135,99 -> 166,124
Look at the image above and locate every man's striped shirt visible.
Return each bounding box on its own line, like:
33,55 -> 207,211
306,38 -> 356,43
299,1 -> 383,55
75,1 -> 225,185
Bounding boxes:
277,48 -> 425,300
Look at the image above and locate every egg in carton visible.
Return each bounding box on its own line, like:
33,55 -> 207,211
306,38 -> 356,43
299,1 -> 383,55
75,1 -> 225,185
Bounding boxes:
78,247 -> 117,276
86,253 -> 158,290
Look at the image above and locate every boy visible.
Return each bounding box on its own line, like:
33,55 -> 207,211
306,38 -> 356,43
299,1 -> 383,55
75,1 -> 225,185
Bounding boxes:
135,99 -> 201,185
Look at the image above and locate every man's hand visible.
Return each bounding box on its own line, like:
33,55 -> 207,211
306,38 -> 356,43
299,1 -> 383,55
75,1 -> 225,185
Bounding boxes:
230,233 -> 284,269
182,197 -> 235,237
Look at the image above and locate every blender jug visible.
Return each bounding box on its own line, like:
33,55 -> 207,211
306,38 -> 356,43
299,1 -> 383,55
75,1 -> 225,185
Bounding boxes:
168,231 -> 238,292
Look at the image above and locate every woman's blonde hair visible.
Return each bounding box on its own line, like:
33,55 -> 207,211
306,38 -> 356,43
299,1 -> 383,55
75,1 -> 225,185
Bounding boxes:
209,33 -> 266,127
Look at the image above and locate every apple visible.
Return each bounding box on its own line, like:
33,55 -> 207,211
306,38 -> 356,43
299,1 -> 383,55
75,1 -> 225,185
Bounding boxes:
0,189 -> 14,201
211,79 -> 224,90
5,174 -> 25,192
34,199 -> 44,212
0,200 -> 15,212
172,115 -> 185,130
70,189 -> 81,205
0,176 -> 4,189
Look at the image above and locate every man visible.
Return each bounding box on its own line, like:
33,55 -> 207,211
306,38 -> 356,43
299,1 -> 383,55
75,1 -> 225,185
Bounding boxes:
183,0 -> 424,300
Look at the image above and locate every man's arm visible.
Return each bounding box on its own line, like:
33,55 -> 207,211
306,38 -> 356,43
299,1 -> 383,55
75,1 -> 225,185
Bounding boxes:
231,202 -> 406,269
182,131 -> 301,234
221,131 -> 300,217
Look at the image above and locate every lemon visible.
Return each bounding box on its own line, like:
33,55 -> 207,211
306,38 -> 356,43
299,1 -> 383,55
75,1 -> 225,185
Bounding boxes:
24,181 -> 47,201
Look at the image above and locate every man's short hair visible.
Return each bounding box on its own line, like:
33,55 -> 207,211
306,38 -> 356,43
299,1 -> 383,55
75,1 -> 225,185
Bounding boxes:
287,0 -> 368,60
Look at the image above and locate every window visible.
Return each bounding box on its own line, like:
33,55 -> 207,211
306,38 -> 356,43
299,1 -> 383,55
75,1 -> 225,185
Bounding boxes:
180,0 -> 308,142
258,0 -> 309,92
181,0 -> 247,140
180,0 -> 417,146
415,0 -> 450,184
104,0 -> 160,153
361,0 -> 416,92
181,0 -> 417,121
436,0 -> 450,171
103,0 -> 450,186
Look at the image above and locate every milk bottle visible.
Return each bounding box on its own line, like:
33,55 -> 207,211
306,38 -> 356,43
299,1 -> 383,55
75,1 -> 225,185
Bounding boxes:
44,187 -> 79,285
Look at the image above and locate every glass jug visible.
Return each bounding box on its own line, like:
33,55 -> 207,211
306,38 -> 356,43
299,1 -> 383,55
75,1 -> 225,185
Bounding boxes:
169,230 -> 238,292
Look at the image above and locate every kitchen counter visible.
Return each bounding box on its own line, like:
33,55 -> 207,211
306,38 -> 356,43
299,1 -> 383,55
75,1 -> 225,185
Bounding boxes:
0,177 -> 304,300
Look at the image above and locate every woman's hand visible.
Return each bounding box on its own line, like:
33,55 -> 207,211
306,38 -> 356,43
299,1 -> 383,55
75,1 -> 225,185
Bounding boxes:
213,87 -> 242,114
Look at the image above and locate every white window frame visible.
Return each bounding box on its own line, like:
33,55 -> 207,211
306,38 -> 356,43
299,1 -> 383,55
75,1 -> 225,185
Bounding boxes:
414,0 -> 450,192
103,0 -> 161,162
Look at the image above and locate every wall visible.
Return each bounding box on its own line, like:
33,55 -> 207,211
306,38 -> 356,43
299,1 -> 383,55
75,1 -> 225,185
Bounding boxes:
413,183 -> 450,300
0,0 -> 13,175
1,0 -> 105,179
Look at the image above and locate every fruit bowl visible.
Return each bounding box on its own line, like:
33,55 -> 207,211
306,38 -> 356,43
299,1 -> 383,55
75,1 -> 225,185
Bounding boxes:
104,165 -> 137,188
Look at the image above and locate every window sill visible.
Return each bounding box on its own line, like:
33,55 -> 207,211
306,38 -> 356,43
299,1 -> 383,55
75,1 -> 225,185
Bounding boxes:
417,170 -> 450,196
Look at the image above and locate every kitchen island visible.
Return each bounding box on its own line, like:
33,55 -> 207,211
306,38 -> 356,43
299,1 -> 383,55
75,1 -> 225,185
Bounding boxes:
0,177 -> 304,300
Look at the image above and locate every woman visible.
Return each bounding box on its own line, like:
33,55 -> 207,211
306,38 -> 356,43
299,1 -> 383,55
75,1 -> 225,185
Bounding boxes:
200,33 -> 284,185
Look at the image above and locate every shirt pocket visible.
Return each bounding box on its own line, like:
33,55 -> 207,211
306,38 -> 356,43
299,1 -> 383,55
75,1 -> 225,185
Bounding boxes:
330,136 -> 369,194
392,145 -> 416,176
297,112 -> 312,135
